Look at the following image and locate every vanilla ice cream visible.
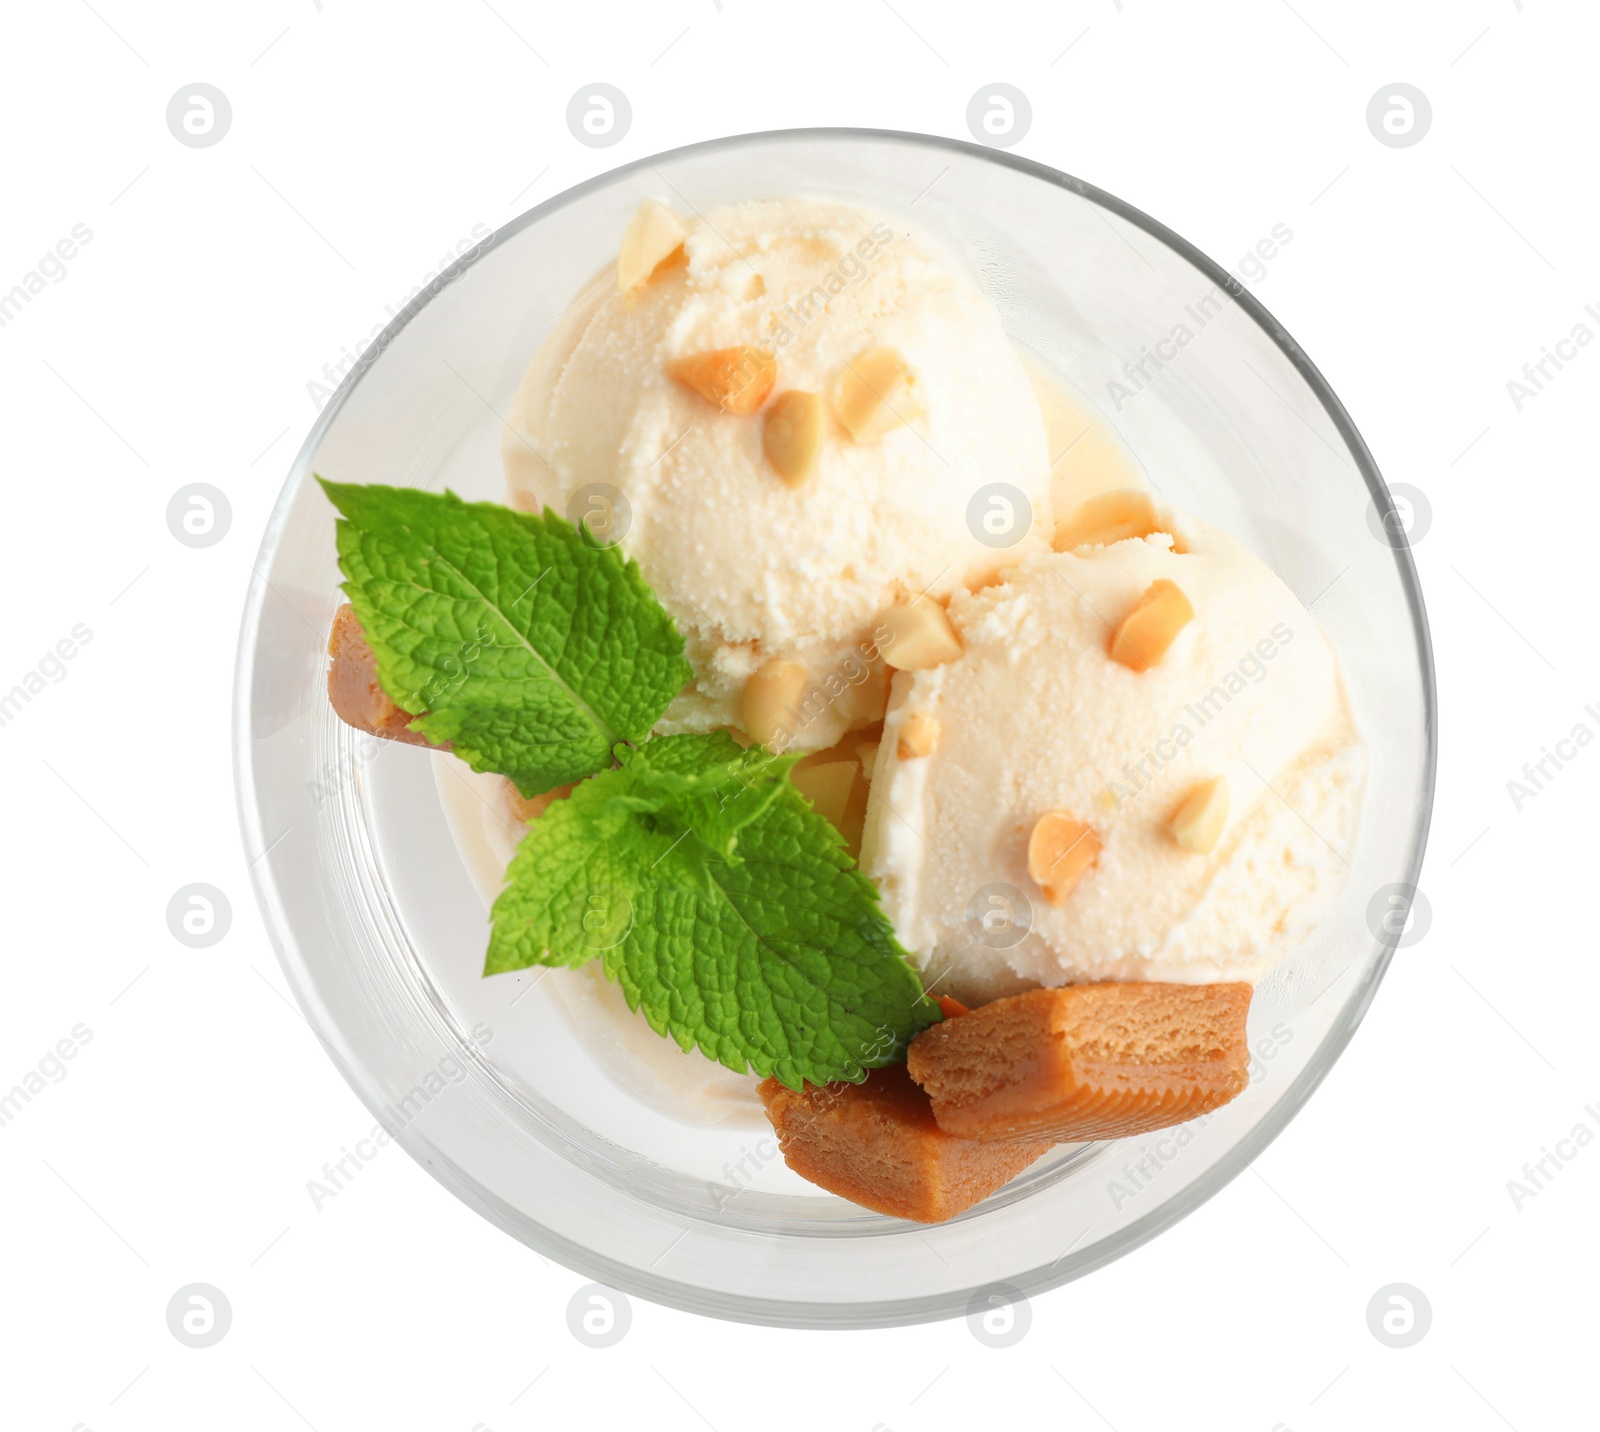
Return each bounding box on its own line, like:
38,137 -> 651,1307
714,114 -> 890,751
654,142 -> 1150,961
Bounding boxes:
861,508 -> 1364,1003
501,197 -> 1053,750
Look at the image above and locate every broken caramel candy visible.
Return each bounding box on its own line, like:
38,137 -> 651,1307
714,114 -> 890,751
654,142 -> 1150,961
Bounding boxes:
908,982 -> 1252,1144
326,604 -> 444,748
758,1064 -> 1052,1222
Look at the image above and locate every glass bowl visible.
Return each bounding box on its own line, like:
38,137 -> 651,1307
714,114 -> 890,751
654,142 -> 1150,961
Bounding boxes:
234,128 -> 1435,1328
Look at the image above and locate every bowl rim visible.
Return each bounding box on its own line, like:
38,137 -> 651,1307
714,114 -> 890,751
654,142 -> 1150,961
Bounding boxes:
233,125 -> 1438,1329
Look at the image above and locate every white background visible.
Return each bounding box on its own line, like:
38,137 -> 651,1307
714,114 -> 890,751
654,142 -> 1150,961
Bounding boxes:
1,1 -> 1593,1428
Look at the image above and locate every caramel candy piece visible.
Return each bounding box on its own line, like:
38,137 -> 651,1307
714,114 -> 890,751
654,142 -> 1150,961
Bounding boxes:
326,604 -> 443,748
908,982 -> 1252,1144
667,345 -> 776,415
758,1065 -> 1052,1222
506,779 -> 574,823
1107,579 -> 1194,672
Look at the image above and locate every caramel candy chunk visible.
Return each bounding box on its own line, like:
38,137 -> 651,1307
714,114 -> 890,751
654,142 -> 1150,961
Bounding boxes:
758,1065 -> 1052,1222
506,779 -> 575,823
1107,579 -> 1194,671
326,604 -> 444,748
908,982 -> 1252,1144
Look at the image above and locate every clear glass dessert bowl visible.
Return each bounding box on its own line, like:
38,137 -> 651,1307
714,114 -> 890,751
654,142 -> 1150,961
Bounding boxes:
234,128 -> 1435,1328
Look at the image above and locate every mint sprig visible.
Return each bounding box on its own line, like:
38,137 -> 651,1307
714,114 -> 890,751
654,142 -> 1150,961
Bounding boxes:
319,480 -> 692,794
486,732 -> 942,1090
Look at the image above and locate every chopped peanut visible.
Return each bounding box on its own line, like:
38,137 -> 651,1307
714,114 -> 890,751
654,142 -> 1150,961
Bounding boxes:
763,390 -> 823,486
667,345 -> 776,415
1169,775 -> 1228,854
1027,811 -> 1101,905
1108,579 -> 1194,672
742,658 -> 808,745
880,597 -> 962,671
616,198 -> 688,292
830,346 -> 922,442
1053,488 -> 1178,553
897,710 -> 940,760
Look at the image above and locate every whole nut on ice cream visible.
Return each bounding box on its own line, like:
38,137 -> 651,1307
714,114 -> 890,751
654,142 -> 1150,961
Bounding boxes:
615,198 -> 688,292
880,596 -> 962,671
830,346 -> 923,442
742,658 -> 808,745
762,390 -> 823,486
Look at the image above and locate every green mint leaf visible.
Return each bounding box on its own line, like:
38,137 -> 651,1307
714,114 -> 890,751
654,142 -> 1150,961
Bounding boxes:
319,480 -> 692,794
486,732 -> 941,1089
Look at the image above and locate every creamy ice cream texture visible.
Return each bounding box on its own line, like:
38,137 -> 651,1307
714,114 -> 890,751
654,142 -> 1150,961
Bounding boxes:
861,509 -> 1364,1004
501,197 -> 1053,751
440,194 -> 1365,1127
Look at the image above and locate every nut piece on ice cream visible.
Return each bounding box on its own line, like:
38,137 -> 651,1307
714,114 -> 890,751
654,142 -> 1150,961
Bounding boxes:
860,513 -> 1365,1003
1108,579 -> 1194,672
500,197 -> 1053,752
616,198 -> 689,293
758,1065 -> 1052,1222
880,596 -> 962,671
830,345 -> 923,442
897,709 -> 940,760
666,345 -> 776,415
762,389 -> 824,486
1169,776 -> 1228,855
1026,811 -> 1100,905
907,982 -> 1253,1144
742,658 -> 809,745
1054,488 -> 1178,553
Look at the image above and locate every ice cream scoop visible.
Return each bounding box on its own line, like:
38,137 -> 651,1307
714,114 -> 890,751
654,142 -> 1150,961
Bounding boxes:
861,502 -> 1365,1003
500,197 -> 1053,751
